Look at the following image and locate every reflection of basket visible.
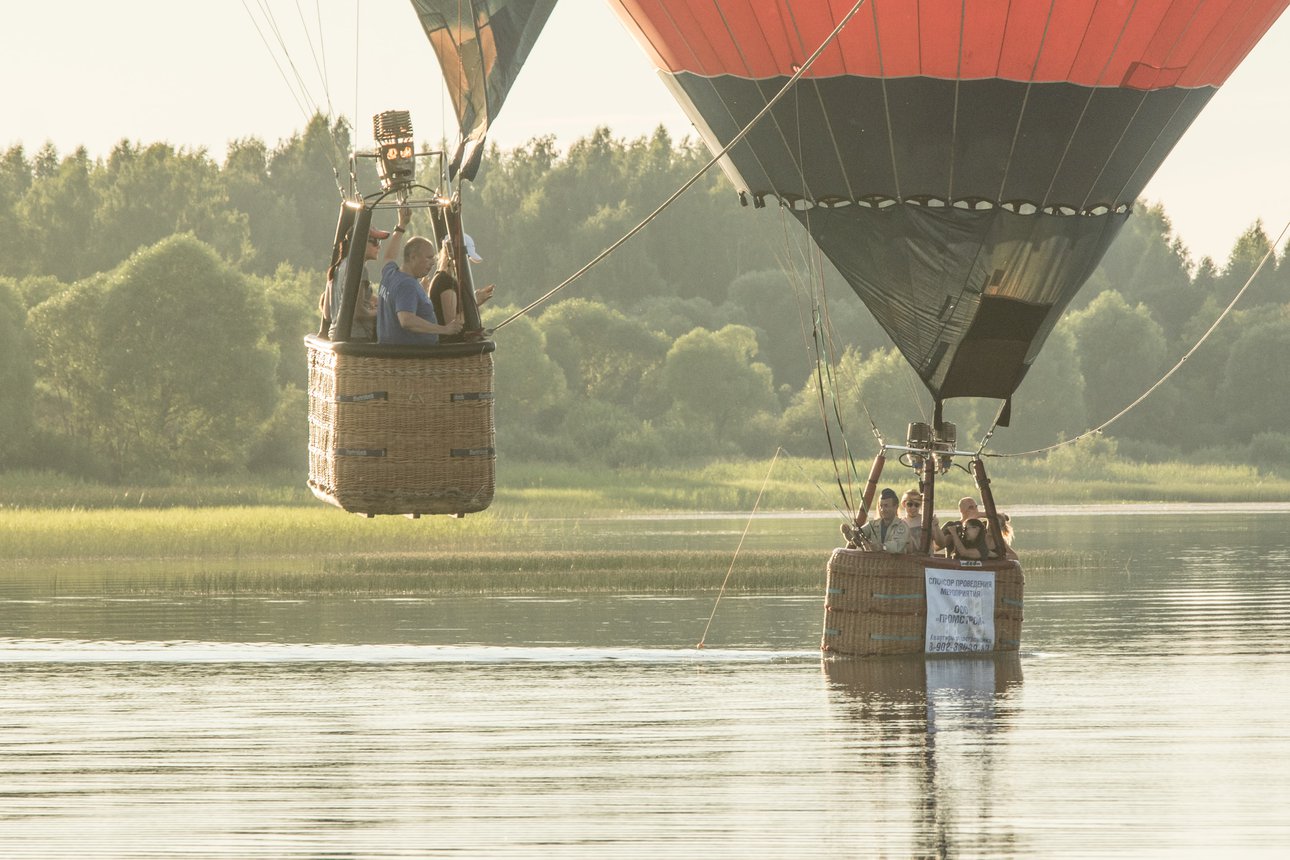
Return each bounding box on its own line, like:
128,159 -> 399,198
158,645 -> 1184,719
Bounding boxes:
822,549 -> 1024,656
306,335 -> 496,516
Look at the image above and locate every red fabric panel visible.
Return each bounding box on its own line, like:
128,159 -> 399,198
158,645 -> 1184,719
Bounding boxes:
919,0 -> 966,79
608,0 -> 1287,88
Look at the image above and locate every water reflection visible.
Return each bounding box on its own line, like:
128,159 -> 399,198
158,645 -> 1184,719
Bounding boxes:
824,655 -> 1023,858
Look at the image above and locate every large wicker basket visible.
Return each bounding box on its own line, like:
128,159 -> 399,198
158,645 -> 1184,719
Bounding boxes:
306,335 -> 496,516
822,549 -> 1024,657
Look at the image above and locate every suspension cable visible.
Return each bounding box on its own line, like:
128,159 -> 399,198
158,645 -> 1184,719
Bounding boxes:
697,447 -> 782,649
982,217 -> 1289,459
490,0 -> 870,333
241,0 -> 349,198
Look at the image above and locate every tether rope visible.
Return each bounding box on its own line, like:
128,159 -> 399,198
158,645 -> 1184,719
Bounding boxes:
696,448 -> 782,649
490,0 -> 870,333
980,217 -> 1289,458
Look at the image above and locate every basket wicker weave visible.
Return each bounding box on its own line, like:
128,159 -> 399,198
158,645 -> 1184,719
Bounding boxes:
306,336 -> 496,516
822,548 -> 1023,656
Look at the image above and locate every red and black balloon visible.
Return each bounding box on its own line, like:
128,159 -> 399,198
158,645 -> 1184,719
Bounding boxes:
609,0 -> 1287,416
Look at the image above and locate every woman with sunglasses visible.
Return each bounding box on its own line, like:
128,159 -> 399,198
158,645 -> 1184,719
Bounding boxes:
899,489 -> 944,555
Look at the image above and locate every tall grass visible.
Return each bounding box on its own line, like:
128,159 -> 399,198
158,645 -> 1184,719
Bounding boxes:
3,452 -> 1286,518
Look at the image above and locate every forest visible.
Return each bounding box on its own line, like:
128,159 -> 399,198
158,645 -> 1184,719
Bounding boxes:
1,114 -> 1288,483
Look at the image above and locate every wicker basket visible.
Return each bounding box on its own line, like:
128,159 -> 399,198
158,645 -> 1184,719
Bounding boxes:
306,335 -> 496,516
821,549 -> 1024,656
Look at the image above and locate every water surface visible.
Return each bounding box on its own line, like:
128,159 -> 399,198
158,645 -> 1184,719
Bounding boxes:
2,509 -> 1288,857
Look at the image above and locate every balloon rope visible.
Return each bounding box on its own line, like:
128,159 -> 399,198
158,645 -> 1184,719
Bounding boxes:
696,448 -> 782,649
491,0 -> 870,333
240,0 -> 348,199
982,218 -> 1290,458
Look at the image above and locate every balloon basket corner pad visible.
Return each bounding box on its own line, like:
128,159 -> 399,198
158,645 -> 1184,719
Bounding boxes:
306,335 -> 496,517
822,549 -> 1024,657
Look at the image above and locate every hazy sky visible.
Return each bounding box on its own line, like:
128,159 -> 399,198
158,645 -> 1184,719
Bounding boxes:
5,0 -> 1288,263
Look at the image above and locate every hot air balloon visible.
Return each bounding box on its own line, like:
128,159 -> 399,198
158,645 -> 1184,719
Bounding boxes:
305,0 -> 555,517
609,0 -> 1287,655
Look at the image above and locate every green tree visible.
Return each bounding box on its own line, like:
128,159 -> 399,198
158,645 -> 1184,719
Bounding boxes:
780,345 -> 935,458
538,298 -> 668,410
26,276 -> 114,475
0,278 -> 35,467
1216,221 -> 1280,309
660,324 -> 777,444
258,265 -> 320,391
1065,290 -> 1167,441
721,268 -> 817,391
260,114 -> 353,271
104,235 -> 277,473
18,146 -> 96,280
985,321 -> 1088,454
1089,203 -> 1199,344
484,308 -> 569,425
90,141 -> 250,273
0,146 -> 33,277
1220,310 -> 1290,441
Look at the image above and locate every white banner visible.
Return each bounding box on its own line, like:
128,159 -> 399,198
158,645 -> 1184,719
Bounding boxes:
925,569 -> 996,653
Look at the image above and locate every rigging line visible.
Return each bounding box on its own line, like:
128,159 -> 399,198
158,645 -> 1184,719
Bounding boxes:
867,0 -> 901,201
711,1 -> 819,204
241,0 -> 313,124
783,1 -> 858,202
780,446 -> 863,522
992,0 -> 1061,203
983,217 -> 1290,459
246,0 -> 346,196
804,231 -> 871,490
295,0 -> 353,190
490,0 -> 871,333
809,306 -> 857,514
295,0 -> 334,119
255,0 -> 320,113
696,447 -> 782,650
813,252 -> 884,451
354,1 -> 359,153
776,215 -> 860,512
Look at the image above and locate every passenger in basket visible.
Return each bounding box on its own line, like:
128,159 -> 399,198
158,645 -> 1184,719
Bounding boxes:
423,237 -> 496,344
848,487 -> 911,553
941,497 -> 1017,560
899,488 -> 943,554
377,207 -> 465,345
320,226 -> 389,341
948,517 -> 990,560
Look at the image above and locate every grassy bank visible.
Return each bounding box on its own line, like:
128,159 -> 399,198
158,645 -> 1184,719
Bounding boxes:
3,453 -> 1288,515
1,505 -> 1094,594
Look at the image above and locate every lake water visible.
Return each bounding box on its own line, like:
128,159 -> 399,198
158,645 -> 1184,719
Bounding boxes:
3,508 -> 1289,857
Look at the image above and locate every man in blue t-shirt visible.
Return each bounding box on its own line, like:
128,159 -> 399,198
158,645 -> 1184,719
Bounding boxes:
376,207 -> 465,345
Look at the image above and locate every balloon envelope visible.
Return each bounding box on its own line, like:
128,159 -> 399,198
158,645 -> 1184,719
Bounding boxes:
410,0 -> 556,179
609,0 -> 1288,407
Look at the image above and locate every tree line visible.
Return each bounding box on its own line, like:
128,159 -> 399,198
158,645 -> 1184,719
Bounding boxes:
1,114 -> 1287,481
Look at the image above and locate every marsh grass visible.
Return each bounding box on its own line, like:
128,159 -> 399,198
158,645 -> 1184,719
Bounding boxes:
3,455 -> 1288,516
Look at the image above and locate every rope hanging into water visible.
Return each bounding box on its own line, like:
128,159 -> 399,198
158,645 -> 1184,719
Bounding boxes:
696,447 -> 782,649
490,0 -> 870,334
980,217 -> 1290,459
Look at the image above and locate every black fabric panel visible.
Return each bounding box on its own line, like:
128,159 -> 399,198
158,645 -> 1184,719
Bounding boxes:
792,205 -> 1128,400
672,74 -> 1215,206
410,0 -> 557,141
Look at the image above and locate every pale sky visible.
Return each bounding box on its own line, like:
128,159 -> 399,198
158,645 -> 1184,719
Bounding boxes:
4,0 -> 1288,264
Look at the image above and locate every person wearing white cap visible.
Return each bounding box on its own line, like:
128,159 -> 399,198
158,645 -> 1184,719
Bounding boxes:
424,236 -> 495,343
462,233 -> 483,264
